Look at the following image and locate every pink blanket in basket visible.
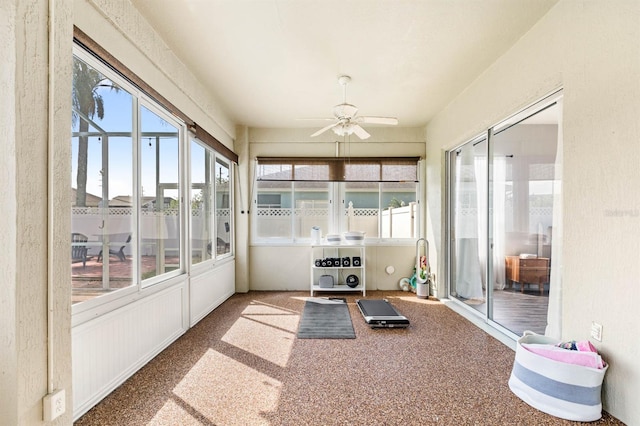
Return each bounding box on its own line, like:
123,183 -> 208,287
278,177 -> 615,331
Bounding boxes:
521,343 -> 605,369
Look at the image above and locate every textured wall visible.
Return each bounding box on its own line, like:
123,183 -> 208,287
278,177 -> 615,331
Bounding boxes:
425,1 -> 640,423
1,0 -> 73,424
50,0 -> 74,424
0,1 -> 19,423
15,6 -> 51,417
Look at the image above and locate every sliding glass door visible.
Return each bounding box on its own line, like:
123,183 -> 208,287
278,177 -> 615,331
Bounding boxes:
448,93 -> 562,337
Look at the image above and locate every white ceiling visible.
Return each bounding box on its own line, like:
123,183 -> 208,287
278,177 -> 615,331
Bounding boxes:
130,0 -> 558,130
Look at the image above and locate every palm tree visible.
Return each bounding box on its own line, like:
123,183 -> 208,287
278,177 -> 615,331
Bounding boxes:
71,57 -> 119,206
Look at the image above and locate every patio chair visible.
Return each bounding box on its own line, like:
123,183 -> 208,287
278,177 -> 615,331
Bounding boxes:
216,237 -> 230,254
97,234 -> 131,262
71,233 -> 89,268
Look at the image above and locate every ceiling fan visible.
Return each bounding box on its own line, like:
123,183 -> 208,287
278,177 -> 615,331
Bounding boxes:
307,75 -> 398,140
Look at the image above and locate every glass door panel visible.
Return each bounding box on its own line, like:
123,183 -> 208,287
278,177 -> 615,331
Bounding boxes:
489,103 -> 560,336
449,136 -> 488,314
448,96 -> 562,338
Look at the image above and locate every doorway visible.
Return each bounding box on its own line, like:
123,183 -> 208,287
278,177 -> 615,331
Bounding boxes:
447,93 -> 562,337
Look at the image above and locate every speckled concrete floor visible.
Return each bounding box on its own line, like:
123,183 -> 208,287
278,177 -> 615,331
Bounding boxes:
74,291 -> 624,425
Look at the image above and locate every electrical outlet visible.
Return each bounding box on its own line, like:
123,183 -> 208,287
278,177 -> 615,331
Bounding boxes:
590,322 -> 603,342
43,389 -> 65,421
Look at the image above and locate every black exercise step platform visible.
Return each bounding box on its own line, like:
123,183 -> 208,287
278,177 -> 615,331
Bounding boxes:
356,299 -> 410,328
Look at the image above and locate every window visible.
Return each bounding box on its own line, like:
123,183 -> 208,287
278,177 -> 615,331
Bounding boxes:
71,41 -> 236,306
215,157 -> 232,256
71,50 -> 185,299
294,181 -> 331,239
191,141 -> 233,264
380,182 -> 419,238
71,51 -> 137,301
257,193 -> 281,208
190,141 -> 213,264
140,105 -> 182,284
254,157 -> 420,242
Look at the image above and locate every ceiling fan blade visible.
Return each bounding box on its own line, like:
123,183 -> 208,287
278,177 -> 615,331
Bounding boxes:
357,116 -> 398,126
296,118 -> 336,121
351,124 -> 371,140
311,122 -> 339,137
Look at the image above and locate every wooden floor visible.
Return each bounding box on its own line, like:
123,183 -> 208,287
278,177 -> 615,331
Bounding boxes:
458,285 -> 549,336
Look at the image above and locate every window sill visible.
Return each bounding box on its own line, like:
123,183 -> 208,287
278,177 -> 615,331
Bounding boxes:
250,239 -> 418,247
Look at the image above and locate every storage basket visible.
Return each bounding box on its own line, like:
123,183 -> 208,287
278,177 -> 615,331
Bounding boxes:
508,331 -> 608,422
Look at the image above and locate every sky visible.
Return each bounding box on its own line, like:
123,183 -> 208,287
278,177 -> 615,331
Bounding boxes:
71,81 -> 210,200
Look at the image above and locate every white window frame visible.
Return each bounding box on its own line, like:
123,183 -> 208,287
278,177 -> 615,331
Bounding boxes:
252,159 -> 421,245
72,44 -> 185,316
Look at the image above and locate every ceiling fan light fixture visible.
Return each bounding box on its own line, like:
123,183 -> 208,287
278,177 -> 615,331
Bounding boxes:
331,123 -> 371,140
332,123 -> 354,136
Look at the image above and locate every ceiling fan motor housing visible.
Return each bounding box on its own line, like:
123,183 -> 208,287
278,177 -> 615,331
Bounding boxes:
338,75 -> 352,86
333,103 -> 358,119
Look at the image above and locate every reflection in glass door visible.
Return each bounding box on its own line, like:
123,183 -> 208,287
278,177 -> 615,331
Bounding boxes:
490,102 -> 561,336
448,94 -> 562,337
